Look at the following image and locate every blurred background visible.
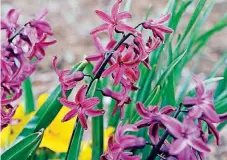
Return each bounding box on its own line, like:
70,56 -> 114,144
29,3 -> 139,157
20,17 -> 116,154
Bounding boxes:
1,0 -> 227,159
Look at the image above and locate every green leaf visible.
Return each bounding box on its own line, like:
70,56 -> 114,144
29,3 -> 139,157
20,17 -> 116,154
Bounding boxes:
156,50 -> 187,87
92,80 -> 104,160
17,62 -> 87,140
22,77 -> 35,114
66,121 -> 84,160
66,80 -> 98,160
215,66 -> 227,97
207,53 -> 227,79
174,0 -> 206,54
1,129 -> 44,160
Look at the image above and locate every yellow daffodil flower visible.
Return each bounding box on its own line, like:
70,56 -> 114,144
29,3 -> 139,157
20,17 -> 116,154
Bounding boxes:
0,93 -> 115,160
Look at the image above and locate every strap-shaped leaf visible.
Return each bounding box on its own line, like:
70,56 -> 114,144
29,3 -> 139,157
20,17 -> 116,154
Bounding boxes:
22,77 -> 35,114
66,79 -> 98,160
17,61 -> 87,140
92,80 -> 104,160
1,129 -> 44,160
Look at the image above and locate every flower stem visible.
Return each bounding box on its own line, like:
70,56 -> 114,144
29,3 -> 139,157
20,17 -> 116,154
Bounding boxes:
85,23 -> 142,95
8,22 -> 29,43
146,104 -> 182,160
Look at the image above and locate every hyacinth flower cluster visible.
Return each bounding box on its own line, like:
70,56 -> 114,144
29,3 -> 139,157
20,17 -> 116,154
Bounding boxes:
51,0 -> 227,159
1,9 -> 56,130
1,0 -> 227,160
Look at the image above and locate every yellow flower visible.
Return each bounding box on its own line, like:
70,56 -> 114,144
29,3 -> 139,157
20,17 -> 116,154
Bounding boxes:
0,93 -> 115,160
0,93 -> 48,148
39,107 -> 77,152
104,126 -> 115,151
79,142 -> 92,160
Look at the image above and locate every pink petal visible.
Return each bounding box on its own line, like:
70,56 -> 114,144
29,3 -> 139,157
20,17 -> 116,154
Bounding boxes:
202,118 -> 220,145
122,46 -> 133,62
136,102 -> 150,118
31,20 -> 53,35
75,85 -> 87,103
102,63 -> 119,78
111,0 -> 121,20
201,104 -> 220,123
86,53 -> 103,61
7,9 -> 20,25
116,11 -> 132,21
193,75 -> 206,97
155,25 -> 173,33
106,39 -> 117,50
85,108 -> 105,117
148,123 -> 159,144
116,23 -> 136,33
92,35 -> 105,53
58,98 -> 77,109
156,13 -> 172,24
108,25 -> 115,40
92,59 -> 103,74
142,58 -> 152,70
62,108 -> 78,122
124,67 -> 137,83
113,67 -> 124,85
188,106 -> 203,118
90,23 -> 109,34
81,97 -> 100,109
219,113 -> 227,122
187,138 -> 210,153
160,115 -> 182,138
78,112 -> 88,130
152,29 -> 164,42
160,105 -> 176,115
169,138 -> 188,155
95,10 -> 114,24
183,97 -> 198,106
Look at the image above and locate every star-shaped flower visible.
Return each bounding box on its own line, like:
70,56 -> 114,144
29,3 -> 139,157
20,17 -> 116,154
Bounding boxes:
136,102 -> 175,144
183,75 -> 220,123
142,13 -> 173,42
53,56 -> 84,98
161,116 -> 210,155
102,46 -> 140,85
86,35 -> 116,74
91,0 -> 136,40
101,122 -> 145,160
59,85 -> 104,129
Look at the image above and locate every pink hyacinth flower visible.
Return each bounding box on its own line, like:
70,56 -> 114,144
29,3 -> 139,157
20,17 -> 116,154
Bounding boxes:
183,75 -> 220,123
161,116 -> 211,155
142,13 -> 173,42
102,46 -> 140,85
29,9 -> 54,37
91,0 -> 135,40
1,105 -> 19,131
1,9 -> 20,38
52,56 -> 84,98
136,102 -> 175,144
86,35 -> 116,74
59,85 -> 104,129
101,122 -> 145,160
26,27 -> 56,61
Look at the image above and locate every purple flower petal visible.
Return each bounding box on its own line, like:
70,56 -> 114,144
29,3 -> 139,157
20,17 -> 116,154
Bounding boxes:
81,97 -> 100,109
187,138 -> 210,153
62,108 -> 78,122
169,138 -> 188,155
148,123 -> 159,144
95,10 -> 114,24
